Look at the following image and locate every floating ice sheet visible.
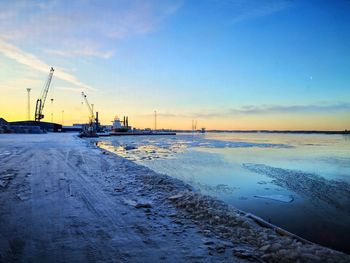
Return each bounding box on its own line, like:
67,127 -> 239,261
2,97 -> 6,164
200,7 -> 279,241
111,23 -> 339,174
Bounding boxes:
97,134 -> 292,162
243,163 -> 350,211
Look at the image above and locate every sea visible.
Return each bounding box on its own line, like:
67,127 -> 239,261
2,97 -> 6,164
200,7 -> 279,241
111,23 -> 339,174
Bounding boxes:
96,132 -> 350,253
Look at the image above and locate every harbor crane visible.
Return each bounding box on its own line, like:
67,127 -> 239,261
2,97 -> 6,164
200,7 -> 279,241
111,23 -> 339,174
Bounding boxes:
81,92 -> 99,136
81,92 -> 95,123
35,67 -> 54,122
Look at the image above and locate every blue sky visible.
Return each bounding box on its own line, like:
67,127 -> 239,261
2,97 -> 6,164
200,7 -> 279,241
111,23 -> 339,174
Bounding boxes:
0,0 -> 349,129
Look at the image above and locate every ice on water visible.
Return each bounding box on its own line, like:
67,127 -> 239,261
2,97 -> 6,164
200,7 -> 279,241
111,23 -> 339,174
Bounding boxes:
254,194 -> 294,203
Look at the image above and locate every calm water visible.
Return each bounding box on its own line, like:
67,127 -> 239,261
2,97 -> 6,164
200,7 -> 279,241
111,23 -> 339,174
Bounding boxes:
97,132 -> 350,253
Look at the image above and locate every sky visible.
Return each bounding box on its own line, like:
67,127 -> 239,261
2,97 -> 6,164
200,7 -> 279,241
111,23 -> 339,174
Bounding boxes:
0,0 -> 349,130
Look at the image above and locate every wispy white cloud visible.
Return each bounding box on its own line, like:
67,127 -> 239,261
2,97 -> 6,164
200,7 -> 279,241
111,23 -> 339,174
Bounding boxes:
0,0 -> 182,58
55,86 -> 84,93
204,102 -> 350,118
45,48 -> 114,59
0,39 -> 94,91
106,1 -> 183,39
144,102 -> 350,119
231,1 -> 292,23
211,0 -> 293,24
226,102 -> 350,115
0,76 -> 42,91
0,1 -> 182,92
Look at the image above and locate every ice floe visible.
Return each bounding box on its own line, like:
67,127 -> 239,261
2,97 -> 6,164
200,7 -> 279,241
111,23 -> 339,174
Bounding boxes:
97,134 -> 292,162
243,163 -> 350,211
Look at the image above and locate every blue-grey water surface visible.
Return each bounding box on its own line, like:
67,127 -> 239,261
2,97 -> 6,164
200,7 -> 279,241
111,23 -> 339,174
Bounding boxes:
97,132 -> 350,253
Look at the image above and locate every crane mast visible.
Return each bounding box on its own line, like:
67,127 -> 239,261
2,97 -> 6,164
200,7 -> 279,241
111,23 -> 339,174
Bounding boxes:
81,92 -> 99,136
81,92 -> 95,122
35,67 -> 54,122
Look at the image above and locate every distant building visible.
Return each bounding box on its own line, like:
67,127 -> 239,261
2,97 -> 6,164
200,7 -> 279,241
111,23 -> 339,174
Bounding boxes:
10,121 -> 62,132
0,118 -> 9,133
0,118 -> 8,126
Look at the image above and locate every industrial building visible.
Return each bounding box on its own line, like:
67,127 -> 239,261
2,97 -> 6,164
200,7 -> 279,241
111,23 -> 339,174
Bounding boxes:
0,118 -> 62,133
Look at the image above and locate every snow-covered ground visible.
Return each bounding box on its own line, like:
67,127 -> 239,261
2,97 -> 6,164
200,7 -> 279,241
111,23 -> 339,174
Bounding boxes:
0,133 -> 349,262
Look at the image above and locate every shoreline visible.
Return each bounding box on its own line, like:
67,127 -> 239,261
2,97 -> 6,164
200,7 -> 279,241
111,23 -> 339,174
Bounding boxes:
0,133 -> 349,262
174,130 -> 350,135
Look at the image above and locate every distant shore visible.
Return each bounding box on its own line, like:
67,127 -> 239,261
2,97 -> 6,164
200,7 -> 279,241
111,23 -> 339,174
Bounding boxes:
0,133 -> 349,262
175,130 -> 350,135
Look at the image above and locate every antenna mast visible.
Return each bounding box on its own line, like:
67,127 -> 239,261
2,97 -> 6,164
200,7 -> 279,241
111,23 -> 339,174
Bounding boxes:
26,88 -> 31,120
154,110 -> 157,131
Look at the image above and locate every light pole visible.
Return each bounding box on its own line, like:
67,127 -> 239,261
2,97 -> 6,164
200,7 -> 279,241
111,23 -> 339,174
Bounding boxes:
154,110 -> 157,131
26,88 -> 31,120
50,98 -> 54,123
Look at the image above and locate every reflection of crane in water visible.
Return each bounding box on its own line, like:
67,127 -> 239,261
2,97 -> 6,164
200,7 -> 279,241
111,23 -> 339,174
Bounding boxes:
35,67 -> 54,122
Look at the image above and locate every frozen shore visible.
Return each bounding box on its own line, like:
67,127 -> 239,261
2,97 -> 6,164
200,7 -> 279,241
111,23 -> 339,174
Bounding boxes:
0,133 -> 349,263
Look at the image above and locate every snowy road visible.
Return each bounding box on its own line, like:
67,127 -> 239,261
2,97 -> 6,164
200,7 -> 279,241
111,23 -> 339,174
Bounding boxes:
0,134 -> 240,263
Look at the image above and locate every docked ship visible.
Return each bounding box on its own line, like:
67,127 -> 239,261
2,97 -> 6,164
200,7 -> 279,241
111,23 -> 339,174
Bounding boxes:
112,116 -> 131,132
109,115 -> 176,136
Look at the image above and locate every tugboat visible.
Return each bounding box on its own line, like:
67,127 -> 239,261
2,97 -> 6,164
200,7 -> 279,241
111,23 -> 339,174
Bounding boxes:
79,123 -> 99,138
